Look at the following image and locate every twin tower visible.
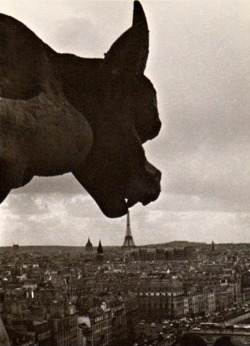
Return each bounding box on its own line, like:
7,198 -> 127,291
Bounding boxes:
85,211 -> 136,250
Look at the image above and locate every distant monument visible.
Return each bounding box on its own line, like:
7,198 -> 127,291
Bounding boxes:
96,240 -> 104,262
122,211 -> 136,248
85,238 -> 93,253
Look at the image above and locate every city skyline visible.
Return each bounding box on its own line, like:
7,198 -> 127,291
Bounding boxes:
2,238 -> 249,346
0,0 -> 249,246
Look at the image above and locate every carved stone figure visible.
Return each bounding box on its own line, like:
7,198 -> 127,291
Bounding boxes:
0,1 -> 161,218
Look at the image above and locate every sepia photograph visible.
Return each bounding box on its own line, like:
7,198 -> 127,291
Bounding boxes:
0,1 -> 249,345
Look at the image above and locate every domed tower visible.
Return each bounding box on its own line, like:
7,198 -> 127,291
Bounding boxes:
85,237 -> 93,253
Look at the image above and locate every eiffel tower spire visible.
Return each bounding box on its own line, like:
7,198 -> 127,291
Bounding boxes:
122,210 -> 136,247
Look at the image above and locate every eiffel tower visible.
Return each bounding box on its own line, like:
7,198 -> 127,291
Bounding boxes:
122,210 -> 136,247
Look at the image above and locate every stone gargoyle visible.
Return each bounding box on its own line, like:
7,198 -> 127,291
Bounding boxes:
0,1 -> 161,218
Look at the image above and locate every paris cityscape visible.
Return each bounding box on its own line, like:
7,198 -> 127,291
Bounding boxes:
0,0 -> 248,345
1,213 -> 250,346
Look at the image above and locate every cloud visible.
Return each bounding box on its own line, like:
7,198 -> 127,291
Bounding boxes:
0,0 -> 249,245
12,174 -> 84,195
2,194 -> 49,216
53,16 -> 104,57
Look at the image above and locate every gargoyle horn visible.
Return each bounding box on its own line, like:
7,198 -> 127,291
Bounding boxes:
104,1 -> 149,75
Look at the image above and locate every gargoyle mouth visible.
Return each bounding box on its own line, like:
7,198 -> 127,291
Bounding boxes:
99,163 -> 161,218
126,164 -> 161,209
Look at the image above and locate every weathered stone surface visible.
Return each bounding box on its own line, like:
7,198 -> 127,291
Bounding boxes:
0,1 -> 161,218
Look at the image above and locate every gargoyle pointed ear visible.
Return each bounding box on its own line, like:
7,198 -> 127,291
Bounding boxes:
133,1 -> 147,26
104,1 -> 149,75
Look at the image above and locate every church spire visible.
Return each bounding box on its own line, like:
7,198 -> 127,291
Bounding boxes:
97,240 -> 103,254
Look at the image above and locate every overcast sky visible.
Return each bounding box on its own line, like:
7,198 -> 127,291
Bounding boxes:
0,0 -> 249,246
